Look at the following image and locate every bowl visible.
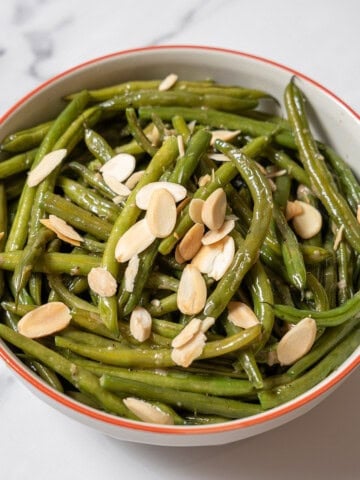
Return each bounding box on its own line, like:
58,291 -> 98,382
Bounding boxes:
0,45 -> 359,446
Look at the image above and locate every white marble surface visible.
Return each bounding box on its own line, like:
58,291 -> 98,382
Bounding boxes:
0,0 -> 359,478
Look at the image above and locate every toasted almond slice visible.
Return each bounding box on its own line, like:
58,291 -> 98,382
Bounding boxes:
200,316 -> 215,333
189,198 -> 205,224
333,224 -> 345,251
87,267 -> 117,297
208,153 -> 230,162
145,188 -> 177,238
158,73 -> 178,91
276,317 -> 317,366
266,168 -> 287,178
136,182 -> 187,210
174,244 -> 186,264
198,174 -> 211,187
227,302 -> 260,329
124,255 -> 140,293
129,306 -> 152,342
102,174 -> 131,196
112,195 -> 126,205
192,235 -> 235,281
171,318 -> 202,348
357,205 -> 360,224
201,219 -> 235,245
177,135 -> 185,157
48,215 -> 83,242
124,170 -> 145,190
17,302 -> 71,338
27,149 -> 67,187
285,200 -> 304,221
150,298 -> 161,307
201,188 -> 227,230
292,201 -> 323,239
187,120 -> 196,133
115,219 -> 155,263
178,223 -> 205,261
123,397 -> 173,425
177,264 -> 207,315
146,125 -> 160,146
40,219 -> 81,247
210,130 -> 240,146
267,350 -> 279,366
100,153 -> 136,182
171,330 -> 206,368
0,232 -> 4,241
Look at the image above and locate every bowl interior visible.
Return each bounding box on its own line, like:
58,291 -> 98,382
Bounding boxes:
0,46 -> 359,446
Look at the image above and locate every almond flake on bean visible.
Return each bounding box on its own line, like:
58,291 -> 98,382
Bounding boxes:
99,153 -> 136,183
115,219 -> 156,263
192,235 -> 235,281
171,330 -> 206,368
102,174 -> 131,196
189,198 -> 205,224
208,153 -> 230,162
0,232 -> 4,241
357,205 -> 360,224
27,149 -> 67,187
136,182 -> 187,210
129,306 -> 152,342
333,224 -> 345,251
145,188 -> 177,238
17,302 -> 71,338
158,73 -> 178,91
178,223 -> 205,261
87,267 -> 117,297
171,318 -> 202,348
292,201 -> 322,239
40,216 -> 83,246
276,317 -> 317,365
125,170 -> 145,190
123,397 -> 174,425
201,187 -> 227,230
227,301 -> 260,329
210,130 -> 240,146
124,255 -> 140,293
177,264 -> 207,315
201,219 -> 235,245
198,174 -> 211,187
177,135 -> 185,157
285,200 -> 303,221
175,244 -> 186,264
146,126 -> 160,146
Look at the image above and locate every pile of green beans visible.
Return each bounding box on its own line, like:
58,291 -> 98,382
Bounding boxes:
0,75 -> 359,426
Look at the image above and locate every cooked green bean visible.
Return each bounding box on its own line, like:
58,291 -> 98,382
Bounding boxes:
1,121 -> 52,153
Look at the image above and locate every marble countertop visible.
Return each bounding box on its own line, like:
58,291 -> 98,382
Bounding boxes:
0,1 -> 359,479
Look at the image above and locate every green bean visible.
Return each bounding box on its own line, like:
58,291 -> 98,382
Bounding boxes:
336,241 -> 353,305
47,275 -> 98,313
84,128 -> 114,163
273,290 -> 360,327
22,356 -> 64,392
0,184 -> 7,298
172,115 -> 191,143
146,293 -> 178,317
284,79 -> 360,253
66,161 -> 116,199
273,174 -> 292,210
273,205 -> 307,290
267,149 -> 310,187
305,272 -> 329,311
258,327 -> 360,409
0,148 -> 37,179
100,375 -> 262,419
99,136 -> 179,333
145,272 -> 179,292
125,108 -> 158,156
28,273 -> 42,305
0,324 -> 136,419
1,121 -> 52,153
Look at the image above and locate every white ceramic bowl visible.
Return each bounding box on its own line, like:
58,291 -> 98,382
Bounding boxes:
0,46 -> 359,446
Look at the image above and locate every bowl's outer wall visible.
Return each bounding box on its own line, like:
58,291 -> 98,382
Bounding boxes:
0,46 -> 359,446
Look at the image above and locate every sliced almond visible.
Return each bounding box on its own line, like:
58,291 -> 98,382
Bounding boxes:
201,219 -> 235,245
357,205 -> 360,224
266,168 -> 287,178
177,135 -> 185,157
174,244 -> 186,264
87,267 -> 117,297
115,219 -> 155,263
333,224 -> 345,251
210,130 -> 240,146
123,397 -> 173,425
102,174 -> 131,196
124,255 -> 140,293
40,219 -> 80,247
171,330 -> 206,368
124,170 -> 145,190
158,73 -> 178,91
17,302 -> 71,338
292,201 -> 323,239
208,153 -> 230,162
136,182 -> 187,210
201,188 -> 227,231
198,174 -> 211,187
189,198 -> 205,224
171,318 -> 202,348
100,153 -> 136,183
285,200 -> 304,221
177,264 -> 207,315
27,149 -> 67,187
0,232 -> 4,241
178,223 -> 205,261
227,302 -> 260,329
40,215 -> 83,246
187,120 -> 196,133
146,126 -> 160,146
276,317 -> 317,366
192,235 -> 235,281
145,188 -> 177,238
129,306 -> 152,342
200,316 -> 215,333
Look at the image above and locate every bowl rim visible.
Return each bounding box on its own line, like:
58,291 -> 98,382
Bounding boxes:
0,44 -> 359,436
